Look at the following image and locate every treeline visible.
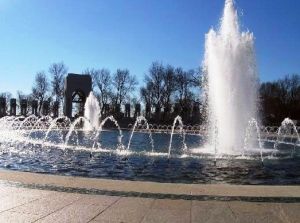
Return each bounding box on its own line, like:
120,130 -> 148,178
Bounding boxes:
0,61 -> 201,120
85,62 -> 202,124
139,62 -> 201,123
259,74 -> 300,125
0,61 -> 299,125
0,62 -> 68,114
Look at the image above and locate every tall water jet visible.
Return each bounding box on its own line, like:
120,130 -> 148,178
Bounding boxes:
84,92 -> 101,130
203,0 -> 258,153
243,118 -> 263,161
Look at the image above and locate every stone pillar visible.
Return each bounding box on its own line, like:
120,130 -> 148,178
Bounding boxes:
173,103 -> 181,115
182,102 -> 192,121
192,102 -> 200,121
163,104 -> 171,116
0,97 -> 6,117
53,101 -> 59,117
10,99 -> 16,116
20,99 -> 28,116
115,104 -> 120,114
134,103 -> 141,118
145,103 -> 151,119
42,101 -> 50,116
32,100 -> 38,116
155,104 -> 161,121
103,104 -> 110,116
125,103 -> 130,118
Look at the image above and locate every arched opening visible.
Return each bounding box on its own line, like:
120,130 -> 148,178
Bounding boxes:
71,90 -> 85,118
63,74 -> 92,118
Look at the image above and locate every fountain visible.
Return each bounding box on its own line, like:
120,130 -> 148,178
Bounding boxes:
84,92 -> 101,130
64,116 -> 93,150
204,0 -> 258,153
243,118 -> 263,161
273,118 -> 300,154
127,116 -> 154,152
42,116 -> 71,147
0,0 -> 299,185
168,116 -> 187,158
92,115 -> 124,151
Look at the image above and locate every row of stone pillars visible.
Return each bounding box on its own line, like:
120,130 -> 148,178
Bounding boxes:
1,98 -> 200,121
102,103 -> 141,118
0,97 -> 60,118
101,102 -> 200,120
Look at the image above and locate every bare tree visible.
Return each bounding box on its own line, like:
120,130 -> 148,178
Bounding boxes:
191,67 -> 203,88
85,68 -> 112,115
83,68 -> 96,89
31,71 -> 50,113
260,74 -> 300,125
141,62 -> 177,120
144,62 -> 165,112
49,62 -> 67,103
173,68 -> 199,121
161,65 -> 176,113
140,82 -> 154,107
175,68 -> 194,103
112,69 -> 137,105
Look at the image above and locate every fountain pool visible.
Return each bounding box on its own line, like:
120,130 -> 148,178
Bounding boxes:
0,114 -> 299,185
0,0 -> 299,185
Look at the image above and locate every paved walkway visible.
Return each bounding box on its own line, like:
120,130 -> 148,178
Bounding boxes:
1,184 -> 300,223
0,170 -> 299,222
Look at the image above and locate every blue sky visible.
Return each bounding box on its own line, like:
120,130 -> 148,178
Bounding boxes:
0,0 -> 300,96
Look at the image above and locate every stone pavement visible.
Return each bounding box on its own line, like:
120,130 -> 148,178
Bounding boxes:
0,170 -> 299,223
1,184 -> 300,223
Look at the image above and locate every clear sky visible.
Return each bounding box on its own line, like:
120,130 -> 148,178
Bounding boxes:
0,0 -> 300,96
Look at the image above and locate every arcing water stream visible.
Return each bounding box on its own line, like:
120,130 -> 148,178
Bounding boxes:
0,0 -> 299,184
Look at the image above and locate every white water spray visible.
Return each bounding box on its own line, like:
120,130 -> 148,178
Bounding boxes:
204,0 -> 258,153
84,92 -> 101,130
243,118 -> 263,162
42,116 -> 71,146
168,116 -> 187,158
127,116 -> 154,152
92,116 -> 124,151
64,116 -> 93,150
273,118 -> 300,154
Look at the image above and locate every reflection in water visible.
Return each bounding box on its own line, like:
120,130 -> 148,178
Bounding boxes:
0,130 -> 300,185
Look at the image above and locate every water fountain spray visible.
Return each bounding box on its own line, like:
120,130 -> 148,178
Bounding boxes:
84,92 -> 101,130
127,116 -> 154,152
273,118 -> 300,156
168,116 -> 187,158
204,0 -> 258,153
92,115 -> 124,151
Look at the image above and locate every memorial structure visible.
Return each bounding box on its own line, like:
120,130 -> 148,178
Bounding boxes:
0,97 -> 6,117
20,99 -> 27,116
10,99 -> 16,116
63,73 -> 92,118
